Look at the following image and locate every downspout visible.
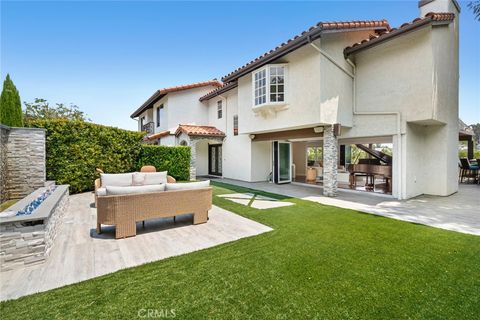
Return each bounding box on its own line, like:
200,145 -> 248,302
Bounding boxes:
308,40 -> 404,199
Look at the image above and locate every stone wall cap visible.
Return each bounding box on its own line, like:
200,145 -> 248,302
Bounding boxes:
0,124 -> 46,132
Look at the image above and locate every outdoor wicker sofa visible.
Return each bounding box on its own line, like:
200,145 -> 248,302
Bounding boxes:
96,187 -> 212,239
94,169 -> 212,239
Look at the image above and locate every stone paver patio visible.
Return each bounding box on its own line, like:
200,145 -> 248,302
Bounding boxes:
217,193 -> 295,209
0,192 -> 272,301
212,178 -> 480,236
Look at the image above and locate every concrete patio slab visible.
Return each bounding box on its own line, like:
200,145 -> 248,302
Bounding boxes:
212,178 -> 480,236
0,192 -> 272,301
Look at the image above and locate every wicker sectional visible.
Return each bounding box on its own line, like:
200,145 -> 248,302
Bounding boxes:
95,177 -> 212,239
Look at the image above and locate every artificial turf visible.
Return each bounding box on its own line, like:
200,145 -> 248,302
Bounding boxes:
1,181 -> 479,319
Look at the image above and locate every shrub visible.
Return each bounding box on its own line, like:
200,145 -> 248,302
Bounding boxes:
29,119 -> 145,193
137,145 -> 191,181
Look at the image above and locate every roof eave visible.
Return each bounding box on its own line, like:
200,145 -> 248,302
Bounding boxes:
130,91 -> 165,118
221,28 -> 323,83
344,18 -> 452,58
221,24 -> 389,83
199,82 -> 238,102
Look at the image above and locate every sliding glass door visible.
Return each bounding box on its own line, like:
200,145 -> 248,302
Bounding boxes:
273,141 -> 292,184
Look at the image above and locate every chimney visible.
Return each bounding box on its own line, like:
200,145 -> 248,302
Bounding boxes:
418,0 -> 461,17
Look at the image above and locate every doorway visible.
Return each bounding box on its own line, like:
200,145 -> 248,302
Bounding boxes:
208,144 -> 222,176
273,141 -> 292,184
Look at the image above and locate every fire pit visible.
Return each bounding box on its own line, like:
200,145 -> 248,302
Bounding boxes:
0,185 -> 69,271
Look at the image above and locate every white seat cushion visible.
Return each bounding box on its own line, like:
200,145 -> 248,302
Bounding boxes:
105,184 -> 165,196
143,171 -> 168,185
100,173 -> 133,187
166,180 -> 210,191
96,187 -> 107,196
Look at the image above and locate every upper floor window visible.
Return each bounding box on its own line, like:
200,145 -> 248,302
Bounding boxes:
233,115 -> 238,136
253,65 -> 286,106
156,105 -> 164,127
140,116 -> 145,129
217,100 -> 222,119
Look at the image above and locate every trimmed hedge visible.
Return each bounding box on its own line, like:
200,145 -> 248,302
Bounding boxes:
137,145 -> 191,181
28,120 -> 191,193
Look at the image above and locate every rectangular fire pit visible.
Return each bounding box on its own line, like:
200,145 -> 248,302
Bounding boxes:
0,185 -> 69,271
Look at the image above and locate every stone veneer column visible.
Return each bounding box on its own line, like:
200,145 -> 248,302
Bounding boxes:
323,125 -> 338,197
2,126 -> 46,200
189,138 -> 197,181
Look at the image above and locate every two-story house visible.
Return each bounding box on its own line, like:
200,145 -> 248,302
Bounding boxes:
131,0 -> 460,200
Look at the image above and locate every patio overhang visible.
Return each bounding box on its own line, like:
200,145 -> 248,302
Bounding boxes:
251,127 -> 323,142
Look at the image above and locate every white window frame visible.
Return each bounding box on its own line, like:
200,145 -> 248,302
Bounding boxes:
217,100 -> 223,119
252,64 -> 288,107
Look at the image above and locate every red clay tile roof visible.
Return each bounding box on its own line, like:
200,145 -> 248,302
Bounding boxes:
199,81 -> 239,102
221,19 -> 390,82
175,124 -> 225,137
144,130 -> 171,141
344,12 -> 455,56
131,80 -> 223,118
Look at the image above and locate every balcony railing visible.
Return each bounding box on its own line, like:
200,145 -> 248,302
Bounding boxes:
142,122 -> 154,135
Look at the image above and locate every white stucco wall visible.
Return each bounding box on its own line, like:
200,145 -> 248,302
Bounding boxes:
251,141 -> 272,181
165,86 -> 215,128
152,96 -> 169,132
319,31 -> 373,127
354,27 -> 434,122
215,89 -> 254,181
237,42 -> 322,135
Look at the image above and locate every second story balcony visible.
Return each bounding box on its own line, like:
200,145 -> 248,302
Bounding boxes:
142,122 -> 154,135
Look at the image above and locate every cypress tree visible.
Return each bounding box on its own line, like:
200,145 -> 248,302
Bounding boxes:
0,74 -> 24,127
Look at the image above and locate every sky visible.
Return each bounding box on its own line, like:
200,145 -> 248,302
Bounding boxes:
1,0 -> 479,131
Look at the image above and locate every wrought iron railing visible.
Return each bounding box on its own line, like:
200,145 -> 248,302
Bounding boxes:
142,122 -> 154,135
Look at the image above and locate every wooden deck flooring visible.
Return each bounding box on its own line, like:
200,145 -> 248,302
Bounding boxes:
0,192 -> 272,301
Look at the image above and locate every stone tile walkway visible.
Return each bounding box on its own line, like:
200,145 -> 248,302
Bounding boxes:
213,178 -> 480,236
0,192 -> 272,301
217,193 -> 295,209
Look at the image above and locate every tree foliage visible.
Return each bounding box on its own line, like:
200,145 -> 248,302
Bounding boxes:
24,98 -> 90,123
468,1 -> 480,21
0,74 -> 23,127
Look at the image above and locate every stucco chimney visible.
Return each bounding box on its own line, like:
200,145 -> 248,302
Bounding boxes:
418,0 -> 461,17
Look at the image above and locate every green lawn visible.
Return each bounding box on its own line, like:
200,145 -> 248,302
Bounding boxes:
1,182 -> 479,319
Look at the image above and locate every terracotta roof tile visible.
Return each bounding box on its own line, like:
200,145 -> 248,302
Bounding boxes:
175,124 -> 225,137
221,19 -> 390,82
156,80 -> 223,95
131,80 -> 223,118
344,12 -> 455,56
144,130 -> 171,141
199,82 -> 238,102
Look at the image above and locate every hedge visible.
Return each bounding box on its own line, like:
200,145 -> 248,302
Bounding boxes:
28,120 -> 191,193
137,145 -> 191,181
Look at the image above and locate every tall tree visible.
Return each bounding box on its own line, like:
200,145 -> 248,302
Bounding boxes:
24,98 -> 90,123
0,74 -> 24,127
469,1 -> 480,21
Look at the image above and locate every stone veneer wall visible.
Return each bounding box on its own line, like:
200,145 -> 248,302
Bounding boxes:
0,188 -> 69,271
323,125 -> 338,197
0,126 -> 8,203
0,125 -> 46,201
